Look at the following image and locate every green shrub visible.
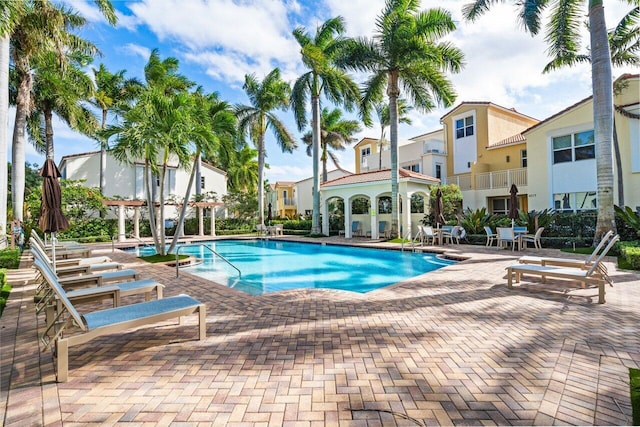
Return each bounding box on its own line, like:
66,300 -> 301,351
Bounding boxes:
0,249 -> 21,269
618,241 -> 640,270
0,268 -> 10,318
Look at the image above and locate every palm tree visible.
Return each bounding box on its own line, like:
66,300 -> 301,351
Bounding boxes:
541,9 -> 639,207
166,90 -> 235,254
110,51 -> 195,255
291,16 -> 360,235
235,69 -> 296,227
302,107 -> 361,182
9,0 -> 116,222
223,144 -> 259,193
0,1 -> 25,238
339,0 -> 464,237
27,51 -> 98,160
90,64 -> 141,195
375,99 -> 413,170
462,0 -> 633,242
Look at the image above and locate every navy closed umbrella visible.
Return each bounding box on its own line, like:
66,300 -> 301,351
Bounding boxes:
39,159 -> 69,271
508,183 -> 519,227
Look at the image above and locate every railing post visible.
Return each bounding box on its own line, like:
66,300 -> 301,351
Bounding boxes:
507,170 -> 512,188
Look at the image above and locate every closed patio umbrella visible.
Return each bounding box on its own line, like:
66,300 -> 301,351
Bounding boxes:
508,183 -> 519,227
267,203 -> 272,223
434,188 -> 446,227
39,158 -> 69,272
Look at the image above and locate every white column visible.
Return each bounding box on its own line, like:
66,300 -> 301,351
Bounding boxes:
118,205 -> 126,242
403,192 -> 412,239
345,198 -> 352,238
133,207 -> 140,238
321,196 -> 329,236
198,207 -> 204,236
210,207 -> 216,236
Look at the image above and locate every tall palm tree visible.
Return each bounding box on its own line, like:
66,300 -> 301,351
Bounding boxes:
27,51 -> 98,160
0,1 -> 25,238
302,107 -> 361,182
291,16 -> 360,235
9,0 -> 115,222
166,90 -> 235,254
235,69 -> 296,227
90,64 -> 141,195
375,99 -> 412,170
462,0 -> 634,243
339,0 -> 464,237
542,9 -> 639,207
224,144 -> 259,193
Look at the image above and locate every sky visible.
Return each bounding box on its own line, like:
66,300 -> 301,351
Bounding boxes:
13,0 -> 638,183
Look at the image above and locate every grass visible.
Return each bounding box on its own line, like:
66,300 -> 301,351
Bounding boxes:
139,254 -> 189,263
387,238 -> 413,244
631,368 -> 640,426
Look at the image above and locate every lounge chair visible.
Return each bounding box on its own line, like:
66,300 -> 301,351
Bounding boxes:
30,231 -> 92,259
31,245 -> 139,289
484,226 -> 497,247
518,230 -> 615,278
506,234 -> 619,304
521,227 -> 544,249
34,259 -> 205,382
30,238 -> 124,276
497,227 -> 520,251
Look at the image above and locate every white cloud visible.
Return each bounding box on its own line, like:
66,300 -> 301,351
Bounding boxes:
121,43 -> 152,60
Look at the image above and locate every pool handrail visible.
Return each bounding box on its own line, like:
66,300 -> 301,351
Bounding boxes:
176,243 -> 241,279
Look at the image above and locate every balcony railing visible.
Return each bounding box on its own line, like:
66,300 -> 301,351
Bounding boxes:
446,168 -> 527,191
279,197 -> 295,206
475,168 -> 527,190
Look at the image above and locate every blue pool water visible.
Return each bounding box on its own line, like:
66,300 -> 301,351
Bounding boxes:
134,240 -> 455,295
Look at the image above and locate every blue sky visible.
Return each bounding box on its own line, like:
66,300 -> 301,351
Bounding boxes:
13,0 -> 637,183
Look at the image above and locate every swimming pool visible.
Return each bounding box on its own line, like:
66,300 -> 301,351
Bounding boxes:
135,240 -> 455,295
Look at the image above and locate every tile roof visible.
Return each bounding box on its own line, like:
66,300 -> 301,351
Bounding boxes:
487,134 -> 526,149
321,168 -> 439,188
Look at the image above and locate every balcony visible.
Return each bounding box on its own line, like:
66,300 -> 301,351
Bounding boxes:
279,197 -> 296,206
446,168 -> 527,191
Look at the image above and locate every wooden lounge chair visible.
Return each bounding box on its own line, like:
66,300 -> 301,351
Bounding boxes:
34,259 -> 206,382
31,231 -> 93,259
506,235 -> 619,304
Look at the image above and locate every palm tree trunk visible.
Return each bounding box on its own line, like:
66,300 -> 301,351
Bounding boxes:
378,129 -> 384,171
589,0 -> 616,244
257,125 -> 266,226
613,116 -> 624,206
44,107 -> 54,160
100,109 -> 107,195
168,150 -> 199,254
321,141 -> 328,183
387,72 -> 400,238
311,94 -> 321,234
143,162 -> 161,253
0,37 -> 9,237
11,61 -> 31,222
158,162 -> 167,254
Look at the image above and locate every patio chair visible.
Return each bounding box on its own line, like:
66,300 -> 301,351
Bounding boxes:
506,234 -> 619,304
521,227 -> 544,249
351,221 -> 363,237
442,226 -> 463,244
255,224 -> 267,236
378,221 -> 389,239
274,224 -> 284,236
30,238 -> 123,276
33,259 -> 205,382
497,227 -> 520,251
484,226 -> 497,247
422,226 -> 436,245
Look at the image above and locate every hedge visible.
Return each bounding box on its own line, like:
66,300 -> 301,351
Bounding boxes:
0,249 -> 21,269
618,241 -> 640,270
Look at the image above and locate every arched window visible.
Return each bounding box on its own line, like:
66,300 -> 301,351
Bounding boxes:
411,194 -> 425,213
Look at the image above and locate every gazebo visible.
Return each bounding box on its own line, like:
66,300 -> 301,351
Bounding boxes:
103,200 -> 224,242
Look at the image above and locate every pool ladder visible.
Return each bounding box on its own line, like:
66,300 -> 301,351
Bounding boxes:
401,230 -> 417,253
175,243 -> 241,279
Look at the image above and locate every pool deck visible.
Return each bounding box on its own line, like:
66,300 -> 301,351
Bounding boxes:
2,235 -> 639,426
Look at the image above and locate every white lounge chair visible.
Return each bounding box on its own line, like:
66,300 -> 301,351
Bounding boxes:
31,231 -> 93,259
30,238 -> 122,276
34,259 -> 206,382
506,235 -> 619,304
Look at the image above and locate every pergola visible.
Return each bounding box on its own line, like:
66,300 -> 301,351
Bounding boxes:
103,200 -> 224,242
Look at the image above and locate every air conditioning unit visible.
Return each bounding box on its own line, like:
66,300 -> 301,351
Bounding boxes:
424,149 -> 441,154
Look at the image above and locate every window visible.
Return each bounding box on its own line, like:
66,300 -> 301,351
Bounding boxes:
554,192 -> 597,212
521,149 -> 527,168
455,116 -> 474,139
552,130 -> 595,164
351,197 -> 370,214
378,196 -> 392,214
435,164 -> 442,180
402,164 -> 420,173
411,194 -> 424,213
200,176 -> 205,190
490,197 -> 512,215
360,147 -> 371,166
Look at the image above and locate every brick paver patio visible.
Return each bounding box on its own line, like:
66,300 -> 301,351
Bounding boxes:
1,237 -> 638,426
